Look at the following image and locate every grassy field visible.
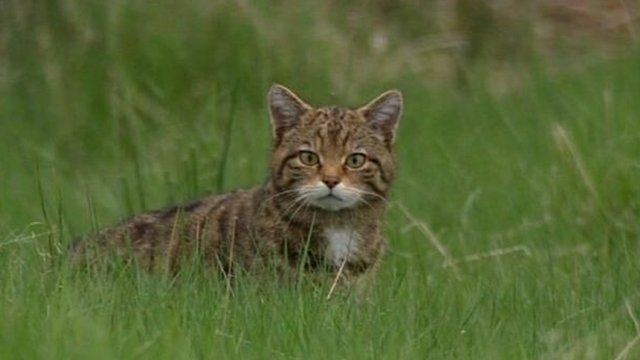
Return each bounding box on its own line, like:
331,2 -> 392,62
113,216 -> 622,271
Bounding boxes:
1,1 -> 640,359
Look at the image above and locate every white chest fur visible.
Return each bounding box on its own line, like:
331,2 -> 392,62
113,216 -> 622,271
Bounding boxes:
324,227 -> 360,267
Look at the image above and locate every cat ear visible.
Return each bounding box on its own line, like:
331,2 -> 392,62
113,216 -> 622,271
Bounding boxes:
268,84 -> 312,140
357,90 -> 403,144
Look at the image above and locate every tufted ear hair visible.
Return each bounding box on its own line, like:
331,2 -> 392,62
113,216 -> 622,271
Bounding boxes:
357,90 -> 403,144
268,84 -> 312,141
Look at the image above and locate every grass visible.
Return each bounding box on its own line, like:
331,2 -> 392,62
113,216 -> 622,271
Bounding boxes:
1,1 -> 640,358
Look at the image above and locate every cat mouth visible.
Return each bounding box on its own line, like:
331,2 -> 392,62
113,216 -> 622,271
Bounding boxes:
311,193 -> 356,211
298,185 -> 358,211
322,194 -> 343,201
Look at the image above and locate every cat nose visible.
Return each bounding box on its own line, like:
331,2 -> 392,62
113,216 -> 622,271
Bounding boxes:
322,177 -> 340,189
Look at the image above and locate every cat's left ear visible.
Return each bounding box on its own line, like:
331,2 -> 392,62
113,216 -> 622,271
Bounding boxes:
358,90 -> 403,144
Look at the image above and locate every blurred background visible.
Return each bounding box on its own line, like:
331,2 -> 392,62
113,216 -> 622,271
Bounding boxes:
1,0 -> 638,233
2,1 -> 640,358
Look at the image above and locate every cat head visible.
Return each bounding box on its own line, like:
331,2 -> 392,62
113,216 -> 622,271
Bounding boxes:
268,84 -> 402,212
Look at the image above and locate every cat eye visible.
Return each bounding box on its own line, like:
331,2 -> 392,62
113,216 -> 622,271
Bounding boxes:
345,153 -> 367,168
299,151 -> 320,166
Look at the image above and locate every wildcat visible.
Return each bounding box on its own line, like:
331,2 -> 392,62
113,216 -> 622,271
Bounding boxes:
74,85 -> 403,283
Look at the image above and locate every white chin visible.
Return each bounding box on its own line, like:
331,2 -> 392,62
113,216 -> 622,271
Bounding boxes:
311,196 -> 356,211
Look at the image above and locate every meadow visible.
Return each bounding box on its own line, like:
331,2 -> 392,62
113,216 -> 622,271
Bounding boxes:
1,1 -> 639,358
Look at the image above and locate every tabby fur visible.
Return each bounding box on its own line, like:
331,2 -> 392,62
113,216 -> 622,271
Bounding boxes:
74,85 -> 403,283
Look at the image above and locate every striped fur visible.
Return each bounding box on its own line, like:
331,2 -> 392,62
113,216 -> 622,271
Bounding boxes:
75,85 -> 403,281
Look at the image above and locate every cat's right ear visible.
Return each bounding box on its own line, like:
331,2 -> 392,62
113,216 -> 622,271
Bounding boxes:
268,84 -> 311,140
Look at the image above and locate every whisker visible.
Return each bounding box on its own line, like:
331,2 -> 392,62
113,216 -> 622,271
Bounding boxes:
263,189 -> 300,203
350,188 -> 388,204
257,188 -> 301,213
278,195 -> 308,219
357,198 -> 377,211
284,198 -> 312,233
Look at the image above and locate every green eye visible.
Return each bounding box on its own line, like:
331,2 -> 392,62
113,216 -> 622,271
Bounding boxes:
345,153 -> 366,168
299,151 -> 319,166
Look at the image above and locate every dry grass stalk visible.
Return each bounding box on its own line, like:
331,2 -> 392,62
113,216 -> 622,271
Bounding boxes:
443,245 -> 531,268
551,123 -> 600,201
397,203 -> 461,278
326,257 -> 347,301
614,299 -> 640,360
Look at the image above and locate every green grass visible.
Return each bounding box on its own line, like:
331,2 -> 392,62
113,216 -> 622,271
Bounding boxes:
2,1 -> 640,359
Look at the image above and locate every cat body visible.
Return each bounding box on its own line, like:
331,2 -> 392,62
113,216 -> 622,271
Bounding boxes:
76,85 -> 403,282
